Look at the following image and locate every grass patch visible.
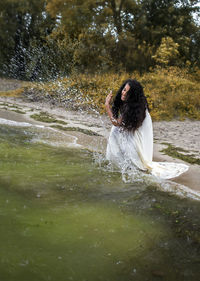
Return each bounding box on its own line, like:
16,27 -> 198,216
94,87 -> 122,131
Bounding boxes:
10,105 -> 20,109
161,143 -> 200,165
0,103 -> 24,113
50,125 -> 101,136
30,112 -> 67,125
0,87 -> 25,97
82,123 -> 103,128
0,103 -> 9,107
11,109 -> 26,114
161,142 -> 190,153
4,104 -> 21,109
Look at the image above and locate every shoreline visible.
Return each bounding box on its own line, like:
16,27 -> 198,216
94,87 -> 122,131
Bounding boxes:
0,96 -> 199,194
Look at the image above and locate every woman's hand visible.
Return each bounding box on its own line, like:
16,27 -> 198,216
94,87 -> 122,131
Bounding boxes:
105,91 -> 120,126
105,91 -> 113,107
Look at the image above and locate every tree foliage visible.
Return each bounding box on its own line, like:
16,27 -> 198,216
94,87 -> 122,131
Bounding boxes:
152,37 -> 180,66
0,0 -> 199,80
0,0 -> 55,80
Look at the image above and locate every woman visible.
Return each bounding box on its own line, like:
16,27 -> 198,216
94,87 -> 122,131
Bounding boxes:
105,79 -> 189,179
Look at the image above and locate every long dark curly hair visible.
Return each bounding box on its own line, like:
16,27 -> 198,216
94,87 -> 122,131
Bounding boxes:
112,79 -> 149,131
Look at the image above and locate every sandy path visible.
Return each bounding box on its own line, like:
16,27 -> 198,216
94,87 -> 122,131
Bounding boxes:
0,96 -> 199,194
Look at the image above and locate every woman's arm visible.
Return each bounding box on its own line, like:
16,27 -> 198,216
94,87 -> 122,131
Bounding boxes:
105,92 -> 122,126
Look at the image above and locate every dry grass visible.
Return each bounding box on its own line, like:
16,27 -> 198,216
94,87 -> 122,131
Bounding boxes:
1,67 -> 200,120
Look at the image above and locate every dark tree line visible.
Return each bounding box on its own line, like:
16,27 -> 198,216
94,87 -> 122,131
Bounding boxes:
0,0 -> 199,80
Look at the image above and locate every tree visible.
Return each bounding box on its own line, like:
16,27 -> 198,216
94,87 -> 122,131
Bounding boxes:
0,0 -> 199,80
46,0 -> 200,73
45,0 -> 140,72
152,36 -> 180,66
0,0 -> 55,80
136,0 -> 200,67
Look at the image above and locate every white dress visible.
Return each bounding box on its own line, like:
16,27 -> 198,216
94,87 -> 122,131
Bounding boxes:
106,110 -> 189,179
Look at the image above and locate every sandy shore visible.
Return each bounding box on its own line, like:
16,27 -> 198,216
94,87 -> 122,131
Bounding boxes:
0,95 -> 199,194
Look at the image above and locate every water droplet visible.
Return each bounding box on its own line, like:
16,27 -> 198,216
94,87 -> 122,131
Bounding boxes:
19,260 -> 29,266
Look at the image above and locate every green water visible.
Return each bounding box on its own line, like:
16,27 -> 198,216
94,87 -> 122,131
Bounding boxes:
0,125 -> 199,281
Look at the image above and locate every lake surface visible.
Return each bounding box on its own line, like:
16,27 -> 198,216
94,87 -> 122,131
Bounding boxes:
0,120 -> 199,281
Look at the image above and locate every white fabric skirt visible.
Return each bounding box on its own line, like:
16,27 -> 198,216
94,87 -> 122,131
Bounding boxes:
106,110 -> 189,179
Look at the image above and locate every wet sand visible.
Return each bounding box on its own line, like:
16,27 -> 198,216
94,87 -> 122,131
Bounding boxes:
0,96 -> 199,194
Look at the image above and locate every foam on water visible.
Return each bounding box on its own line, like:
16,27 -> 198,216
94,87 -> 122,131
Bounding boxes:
0,117 -> 44,128
47,126 -> 81,148
122,168 -> 200,201
93,153 -> 200,201
0,117 -> 81,148
123,169 -> 200,201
